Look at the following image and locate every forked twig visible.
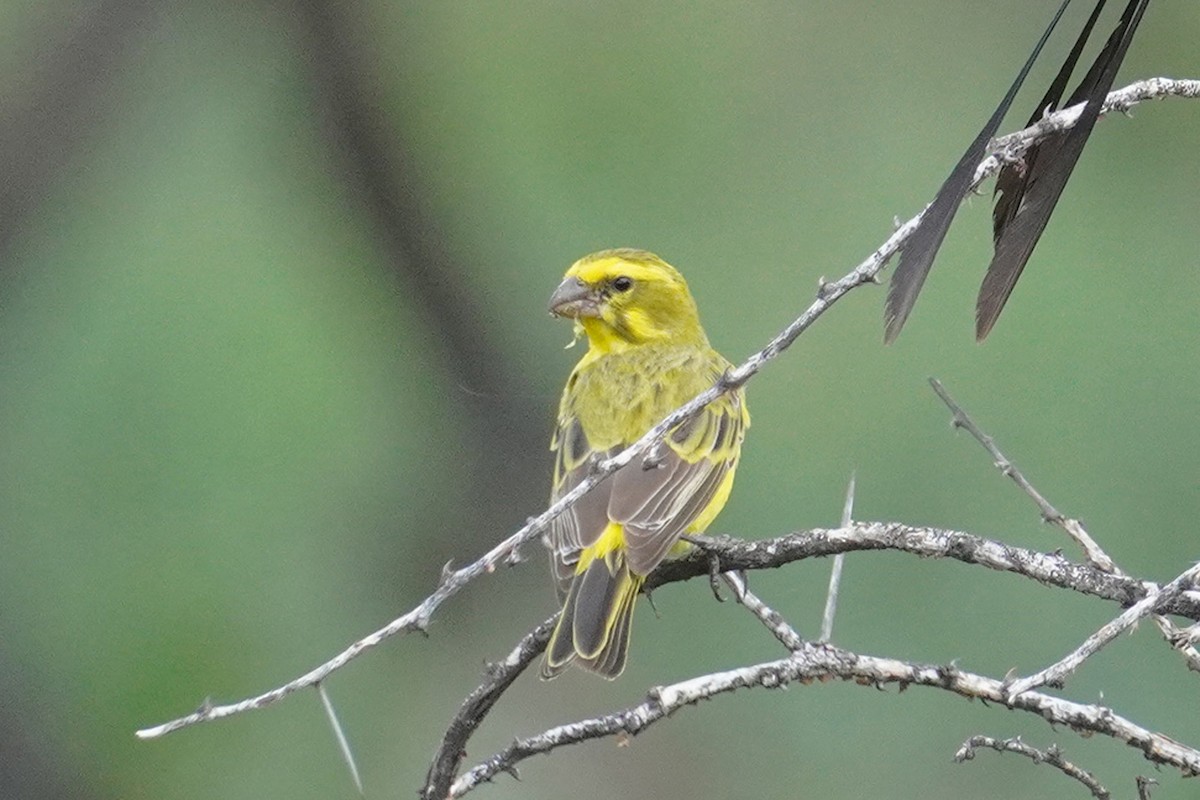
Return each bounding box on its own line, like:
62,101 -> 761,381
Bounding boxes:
1007,563 -> 1200,697
928,378 -> 1200,688
425,522 -> 1200,796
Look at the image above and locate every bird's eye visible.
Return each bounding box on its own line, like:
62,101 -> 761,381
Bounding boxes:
612,276 -> 634,292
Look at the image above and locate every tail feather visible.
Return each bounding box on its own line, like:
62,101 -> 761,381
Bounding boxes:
544,573 -> 585,675
542,550 -> 642,680
572,553 -> 630,658
587,575 -> 638,677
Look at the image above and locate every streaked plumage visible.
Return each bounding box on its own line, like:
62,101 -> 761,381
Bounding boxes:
541,249 -> 748,679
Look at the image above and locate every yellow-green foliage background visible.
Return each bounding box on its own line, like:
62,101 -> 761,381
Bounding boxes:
2,2 -> 1197,799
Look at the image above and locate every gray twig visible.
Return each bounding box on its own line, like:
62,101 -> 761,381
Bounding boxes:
723,571 -> 805,651
1164,620 -> 1200,666
927,379 -> 1200,686
651,525 -> 1200,621
977,78 -> 1200,187
421,616 -> 556,800
954,735 -> 1109,800
1007,563 -> 1200,698
426,523 -> 1200,795
928,378 -> 1115,571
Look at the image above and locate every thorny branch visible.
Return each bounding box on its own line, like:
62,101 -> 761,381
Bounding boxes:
651,525 -> 1200,620
136,76 -> 1200,741
977,77 -> 1200,188
722,570 -> 805,652
439,572 -> 811,797
421,518 -> 1200,798
430,374 -> 1200,796
1008,562 -> 1200,697
447,638 -> 1200,797
929,378 -> 1200,680
954,736 -> 1110,800
422,616 -> 556,796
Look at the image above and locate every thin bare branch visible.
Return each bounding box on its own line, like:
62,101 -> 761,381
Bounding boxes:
1156,618 -> 1200,673
975,77 -> 1200,187
954,735 -> 1109,800
450,639 -> 1200,796
1007,563 -> 1200,697
928,378 -> 1115,571
136,76 -> 1200,741
820,472 -> 856,642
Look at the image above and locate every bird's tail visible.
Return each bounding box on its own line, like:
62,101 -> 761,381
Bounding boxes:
542,547 -> 642,680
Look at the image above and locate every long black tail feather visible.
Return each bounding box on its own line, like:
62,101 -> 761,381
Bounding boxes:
884,0 -> 1076,343
977,0 -> 1150,339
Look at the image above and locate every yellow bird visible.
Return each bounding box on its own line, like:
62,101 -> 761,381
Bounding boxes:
542,249 -> 749,679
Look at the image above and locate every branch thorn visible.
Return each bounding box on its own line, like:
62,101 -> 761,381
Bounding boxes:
645,587 -> 662,619
642,441 -> 668,470
503,545 -> 525,567
317,682 -> 363,795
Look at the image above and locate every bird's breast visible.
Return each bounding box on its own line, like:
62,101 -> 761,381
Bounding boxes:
566,347 -> 718,450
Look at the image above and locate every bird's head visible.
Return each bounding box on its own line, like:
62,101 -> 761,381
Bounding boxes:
548,249 -> 707,353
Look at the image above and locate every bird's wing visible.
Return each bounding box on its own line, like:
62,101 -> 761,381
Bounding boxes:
608,390 -> 747,576
547,416 -> 615,598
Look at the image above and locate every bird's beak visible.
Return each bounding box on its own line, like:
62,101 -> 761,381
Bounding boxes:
548,276 -> 601,319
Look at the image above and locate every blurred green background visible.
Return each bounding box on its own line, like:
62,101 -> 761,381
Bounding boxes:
1,1 -> 1197,798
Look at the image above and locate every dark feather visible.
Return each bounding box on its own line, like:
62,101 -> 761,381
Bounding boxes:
621,459 -> 729,575
547,473 -> 614,597
586,576 -> 638,677
543,575 -> 585,675
610,402 -> 740,576
992,0 -> 1108,247
884,0 -> 1076,343
543,392 -> 743,677
543,550 -> 641,679
572,555 -> 628,659
977,0 -> 1150,339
